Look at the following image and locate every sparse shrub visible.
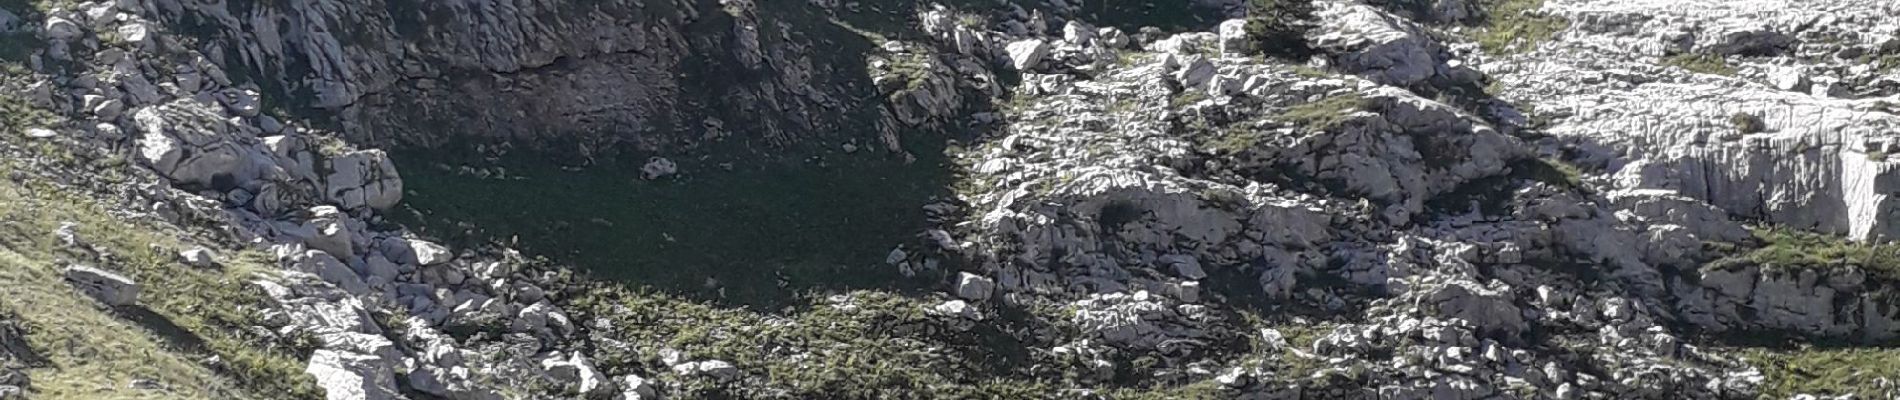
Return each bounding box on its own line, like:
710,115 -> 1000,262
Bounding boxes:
1730,112 -> 1767,134
1244,0 -> 1318,59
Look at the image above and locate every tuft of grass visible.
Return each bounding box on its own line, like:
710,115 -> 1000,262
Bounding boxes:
1204,127 -> 1266,154
1278,93 -> 1370,131
0,163 -> 322,399
1703,228 -> 1900,280
1289,65 -> 1329,79
1663,53 -> 1737,76
1474,0 -> 1569,54
1738,346 -> 1900,399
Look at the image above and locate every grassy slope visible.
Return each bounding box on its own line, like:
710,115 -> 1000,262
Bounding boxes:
0,250 -> 236,399
0,152 -> 320,398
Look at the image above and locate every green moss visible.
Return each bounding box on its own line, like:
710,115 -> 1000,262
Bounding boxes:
1278,93 -> 1370,131
1663,53 -> 1737,76
1474,0 -> 1569,54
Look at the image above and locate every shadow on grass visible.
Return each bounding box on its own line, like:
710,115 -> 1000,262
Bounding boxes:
113,306 -> 210,357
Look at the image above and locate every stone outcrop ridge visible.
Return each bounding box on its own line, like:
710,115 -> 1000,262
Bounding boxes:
1485,0 -> 1900,242
142,0 -> 923,155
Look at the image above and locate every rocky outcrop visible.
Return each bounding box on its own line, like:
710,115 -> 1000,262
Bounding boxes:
1312,2 -> 1484,91
1677,264 -> 1900,343
1485,0 -> 1900,242
140,0 -> 912,156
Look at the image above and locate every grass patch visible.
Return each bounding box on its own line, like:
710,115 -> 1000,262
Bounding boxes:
0,166 -> 321,398
569,285 -> 1066,399
1663,53 -> 1737,76
1704,228 -> 1900,280
1474,0 -> 1569,54
1738,346 -> 1900,398
1278,93 -> 1369,131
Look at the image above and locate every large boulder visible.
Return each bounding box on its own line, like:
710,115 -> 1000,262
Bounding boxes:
62,266 -> 140,306
135,102 -> 269,189
1005,39 -> 1050,71
325,150 -> 403,211
295,206 -> 355,260
1217,19 -> 1252,56
955,272 -> 995,301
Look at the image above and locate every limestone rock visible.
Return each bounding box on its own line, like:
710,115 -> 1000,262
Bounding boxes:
179,247 -> 218,268
955,272 -> 994,301
640,157 -> 677,180
1005,39 -> 1050,71
672,359 -> 739,382
1217,19 -> 1252,56
409,240 -> 452,266
305,349 -> 401,400
63,266 -> 140,306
